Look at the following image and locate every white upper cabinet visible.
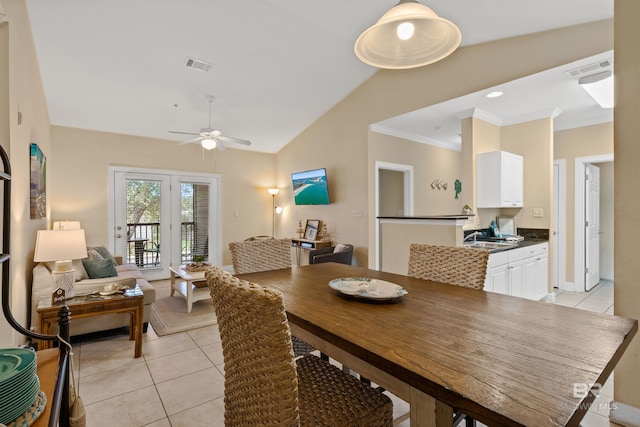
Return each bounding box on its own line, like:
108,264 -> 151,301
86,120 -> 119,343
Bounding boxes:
477,151 -> 524,208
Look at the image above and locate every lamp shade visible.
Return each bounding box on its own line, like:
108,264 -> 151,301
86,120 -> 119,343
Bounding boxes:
267,188 -> 280,196
33,229 -> 88,263
354,0 -> 461,69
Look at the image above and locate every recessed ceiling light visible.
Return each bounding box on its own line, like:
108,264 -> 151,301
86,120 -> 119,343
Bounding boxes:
486,91 -> 503,98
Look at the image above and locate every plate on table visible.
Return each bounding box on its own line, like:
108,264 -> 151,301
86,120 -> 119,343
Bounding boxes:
329,277 -> 407,301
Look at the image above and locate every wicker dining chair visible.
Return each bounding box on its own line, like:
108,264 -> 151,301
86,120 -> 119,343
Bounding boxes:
206,266 -> 393,427
407,243 -> 488,427
407,243 -> 489,290
228,237 -> 314,357
229,238 -> 292,274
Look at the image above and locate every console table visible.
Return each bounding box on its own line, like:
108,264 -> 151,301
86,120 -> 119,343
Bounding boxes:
290,238 -> 331,266
37,285 -> 144,358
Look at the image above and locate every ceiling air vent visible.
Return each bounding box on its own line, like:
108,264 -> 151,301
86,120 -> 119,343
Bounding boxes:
185,57 -> 213,72
565,58 -> 613,78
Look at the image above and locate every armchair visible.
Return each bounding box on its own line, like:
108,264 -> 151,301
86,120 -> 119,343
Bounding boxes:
309,243 -> 353,265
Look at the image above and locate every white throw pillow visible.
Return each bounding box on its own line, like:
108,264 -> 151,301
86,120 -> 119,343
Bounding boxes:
86,247 -> 104,260
333,244 -> 349,253
72,259 -> 89,281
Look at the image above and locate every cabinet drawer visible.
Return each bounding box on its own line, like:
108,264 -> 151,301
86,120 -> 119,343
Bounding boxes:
488,251 -> 509,268
522,242 -> 548,258
507,247 -> 524,263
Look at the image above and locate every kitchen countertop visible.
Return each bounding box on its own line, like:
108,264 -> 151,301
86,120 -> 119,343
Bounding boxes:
378,215 -> 474,220
465,237 -> 548,253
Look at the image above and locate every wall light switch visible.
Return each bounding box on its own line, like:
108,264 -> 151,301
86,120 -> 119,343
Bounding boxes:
352,209 -> 363,217
234,210 -> 239,217
533,208 -> 544,218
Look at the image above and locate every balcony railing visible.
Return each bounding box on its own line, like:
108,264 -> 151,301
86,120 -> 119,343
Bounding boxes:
127,222 -> 207,268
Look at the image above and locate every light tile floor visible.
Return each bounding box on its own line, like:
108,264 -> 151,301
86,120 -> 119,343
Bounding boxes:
71,280 -> 615,427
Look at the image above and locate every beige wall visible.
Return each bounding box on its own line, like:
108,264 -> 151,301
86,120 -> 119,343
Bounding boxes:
50,126 -> 276,266
554,122 -> 613,283
369,132 -> 463,216
0,0 -> 52,346
614,0 -> 640,410
597,162 -> 614,280
502,118 -> 554,231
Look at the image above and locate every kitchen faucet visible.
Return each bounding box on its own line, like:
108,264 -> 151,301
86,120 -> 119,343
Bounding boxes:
463,231 -> 482,243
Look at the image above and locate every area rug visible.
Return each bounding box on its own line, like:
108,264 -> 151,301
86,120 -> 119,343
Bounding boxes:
149,280 -> 217,336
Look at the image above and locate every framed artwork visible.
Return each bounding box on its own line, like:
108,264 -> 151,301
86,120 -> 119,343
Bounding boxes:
304,219 -> 320,240
30,143 -> 46,219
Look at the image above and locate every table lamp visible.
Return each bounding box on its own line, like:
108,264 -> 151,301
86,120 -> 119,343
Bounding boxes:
52,220 -> 81,231
34,229 -> 88,299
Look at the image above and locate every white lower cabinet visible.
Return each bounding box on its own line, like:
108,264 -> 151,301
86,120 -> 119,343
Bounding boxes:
522,243 -> 549,300
485,242 -> 548,300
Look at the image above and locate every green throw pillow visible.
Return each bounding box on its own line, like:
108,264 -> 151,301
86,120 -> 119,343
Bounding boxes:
82,258 -> 118,279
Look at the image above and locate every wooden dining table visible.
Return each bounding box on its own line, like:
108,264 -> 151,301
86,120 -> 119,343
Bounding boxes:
237,263 -> 637,427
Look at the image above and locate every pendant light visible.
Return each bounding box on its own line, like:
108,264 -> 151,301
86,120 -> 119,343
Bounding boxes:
355,0 -> 461,70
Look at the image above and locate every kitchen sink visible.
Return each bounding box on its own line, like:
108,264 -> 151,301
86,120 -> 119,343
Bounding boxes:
463,241 -> 518,250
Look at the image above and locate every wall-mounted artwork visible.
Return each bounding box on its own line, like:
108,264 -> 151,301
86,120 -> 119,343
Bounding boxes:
30,143 -> 46,219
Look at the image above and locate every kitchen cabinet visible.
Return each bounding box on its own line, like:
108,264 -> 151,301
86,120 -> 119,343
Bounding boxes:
477,151 -> 523,208
485,245 -> 524,297
522,243 -> 549,300
484,242 -> 548,300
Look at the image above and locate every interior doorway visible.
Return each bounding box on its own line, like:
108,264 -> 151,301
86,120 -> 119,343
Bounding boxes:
573,154 -> 613,292
373,161 -> 413,270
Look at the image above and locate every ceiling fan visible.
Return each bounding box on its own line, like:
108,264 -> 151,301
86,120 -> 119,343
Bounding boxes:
169,96 -> 251,151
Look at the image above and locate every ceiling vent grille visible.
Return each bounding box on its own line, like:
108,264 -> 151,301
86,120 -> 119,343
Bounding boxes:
185,57 -> 213,72
565,58 -> 613,78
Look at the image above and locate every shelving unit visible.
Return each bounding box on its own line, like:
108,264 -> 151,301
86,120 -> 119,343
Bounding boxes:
290,238 -> 332,266
0,145 -> 70,427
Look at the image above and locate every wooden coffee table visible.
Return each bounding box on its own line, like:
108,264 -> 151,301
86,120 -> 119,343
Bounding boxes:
37,285 -> 144,357
169,265 -> 211,313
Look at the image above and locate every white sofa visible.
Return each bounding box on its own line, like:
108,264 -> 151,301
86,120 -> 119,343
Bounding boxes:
31,257 -> 156,337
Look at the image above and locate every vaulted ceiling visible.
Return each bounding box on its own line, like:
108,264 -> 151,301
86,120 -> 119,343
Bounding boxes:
26,1 -> 613,153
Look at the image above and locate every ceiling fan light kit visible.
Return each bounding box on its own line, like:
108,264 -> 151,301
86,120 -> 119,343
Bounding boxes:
169,96 -> 251,150
201,138 -> 217,150
354,0 -> 461,70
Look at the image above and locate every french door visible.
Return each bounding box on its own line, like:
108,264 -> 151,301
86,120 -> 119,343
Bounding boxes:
110,167 -> 221,281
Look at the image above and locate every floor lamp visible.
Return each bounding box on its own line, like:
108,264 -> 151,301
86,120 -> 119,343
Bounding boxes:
268,188 -> 280,237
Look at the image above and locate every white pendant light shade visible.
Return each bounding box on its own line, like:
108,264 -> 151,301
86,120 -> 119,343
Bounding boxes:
355,0 -> 461,70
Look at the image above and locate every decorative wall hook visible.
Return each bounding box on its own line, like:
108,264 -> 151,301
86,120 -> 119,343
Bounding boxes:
431,179 -> 448,190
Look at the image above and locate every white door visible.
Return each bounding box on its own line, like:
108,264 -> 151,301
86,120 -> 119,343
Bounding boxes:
114,171 -> 171,281
171,175 -> 220,266
585,164 -> 600,291
553,163 -> 559,288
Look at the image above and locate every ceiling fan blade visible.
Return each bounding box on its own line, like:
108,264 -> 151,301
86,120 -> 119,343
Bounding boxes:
217,135 -> 251,146
216,140 -> 227,151
178,136 -> 204,145
169,130 -> 201,136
